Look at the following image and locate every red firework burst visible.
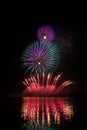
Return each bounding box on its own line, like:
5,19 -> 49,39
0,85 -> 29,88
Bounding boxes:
22,73 -> 73,96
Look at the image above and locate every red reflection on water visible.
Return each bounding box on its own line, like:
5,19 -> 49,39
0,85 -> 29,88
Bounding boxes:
21,97 -> 74,127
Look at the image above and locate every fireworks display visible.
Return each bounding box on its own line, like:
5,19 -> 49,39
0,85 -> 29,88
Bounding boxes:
21,41 -> 60,74
37,25 -> 55,42
20,24 -> 75,97
22,73 -> 73,96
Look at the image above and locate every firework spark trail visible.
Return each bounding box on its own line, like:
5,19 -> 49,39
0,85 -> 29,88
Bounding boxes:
22,73 -> 73,96
53,74 -> 62,86
42,72 -> 45,86
55,81 -> 73,94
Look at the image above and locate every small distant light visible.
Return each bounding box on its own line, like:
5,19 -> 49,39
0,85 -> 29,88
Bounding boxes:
43,36 -> 47,39
38,62 -> 41,65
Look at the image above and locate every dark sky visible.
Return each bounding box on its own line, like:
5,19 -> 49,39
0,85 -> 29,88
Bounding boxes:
1,2 -> 87,96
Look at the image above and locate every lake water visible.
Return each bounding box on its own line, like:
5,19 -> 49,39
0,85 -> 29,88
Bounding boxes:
0,97 -> 87,130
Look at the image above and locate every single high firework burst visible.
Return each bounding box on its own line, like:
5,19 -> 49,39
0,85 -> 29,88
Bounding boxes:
21,41 -> 60,74
22,73 -> 73,96
37,25 -> 55,43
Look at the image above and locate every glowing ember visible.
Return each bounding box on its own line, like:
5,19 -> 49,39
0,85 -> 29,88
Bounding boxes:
22,73 -> 73,96
43,35 -> 47,39
38,61 -> 41,65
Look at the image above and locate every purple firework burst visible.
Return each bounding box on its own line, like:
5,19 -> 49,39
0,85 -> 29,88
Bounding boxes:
37,25 -> 55,43
21,41 -> 60,74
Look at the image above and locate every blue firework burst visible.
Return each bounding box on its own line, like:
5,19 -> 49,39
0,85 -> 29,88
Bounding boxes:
21,41 -> 60,74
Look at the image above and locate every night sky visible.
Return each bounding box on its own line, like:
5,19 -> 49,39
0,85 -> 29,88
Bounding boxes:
1,2 -> 87,96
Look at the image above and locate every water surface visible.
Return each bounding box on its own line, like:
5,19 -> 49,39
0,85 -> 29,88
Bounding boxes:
0,97 -> 86,130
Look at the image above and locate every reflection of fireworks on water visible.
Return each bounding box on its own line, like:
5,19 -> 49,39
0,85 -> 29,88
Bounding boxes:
21,41 -> 60,74
37,25 -> 55,43
21,97 -> 74,129
22,73 -> 73,96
